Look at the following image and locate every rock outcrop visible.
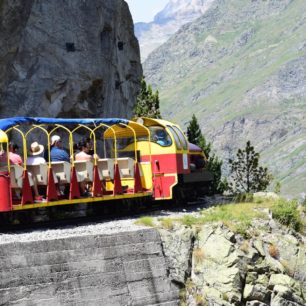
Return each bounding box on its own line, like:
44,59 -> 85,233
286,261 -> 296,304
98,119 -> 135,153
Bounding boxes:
159,220 -> 306,305
0,0 -> 142,119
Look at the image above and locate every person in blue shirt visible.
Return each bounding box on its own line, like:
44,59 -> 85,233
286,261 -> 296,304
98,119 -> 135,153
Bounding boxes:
50,135 -> 70,162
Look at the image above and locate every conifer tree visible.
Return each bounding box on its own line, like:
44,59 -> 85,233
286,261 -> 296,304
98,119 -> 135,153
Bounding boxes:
134,78 -> 161,119
228,141 -> 272,194
187,114 -> 211,158
186,114 -> 224,194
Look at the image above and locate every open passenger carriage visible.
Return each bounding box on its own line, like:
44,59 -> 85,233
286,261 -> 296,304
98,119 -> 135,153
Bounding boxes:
0,117 -> 152,212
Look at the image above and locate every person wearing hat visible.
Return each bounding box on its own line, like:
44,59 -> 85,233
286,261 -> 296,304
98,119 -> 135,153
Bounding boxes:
25,142 -> 46,201
50,135 -> 70,162
27,142 -> 46,165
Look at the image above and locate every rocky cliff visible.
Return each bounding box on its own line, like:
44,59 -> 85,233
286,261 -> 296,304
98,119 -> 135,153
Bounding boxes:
134,0 -> 215,61
144,0 -> 306,196
0,0 -> 142,119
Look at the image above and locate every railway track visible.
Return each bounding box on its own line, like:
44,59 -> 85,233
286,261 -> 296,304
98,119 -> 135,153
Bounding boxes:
0,196 -> 219,233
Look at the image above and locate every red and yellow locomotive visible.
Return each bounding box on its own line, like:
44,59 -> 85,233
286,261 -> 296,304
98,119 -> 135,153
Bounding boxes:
0,117 -> 212,214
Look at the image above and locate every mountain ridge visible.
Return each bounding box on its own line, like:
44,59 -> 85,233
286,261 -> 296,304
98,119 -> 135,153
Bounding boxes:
144,0 -> 306,196
134,0 -> 215,61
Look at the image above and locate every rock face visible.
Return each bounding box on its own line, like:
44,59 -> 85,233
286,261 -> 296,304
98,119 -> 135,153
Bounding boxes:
143,0 -> 306,196
135,0 -> 215,61
0,229 -> 179,305
159,220 -> 306,306
0,0 -> 142,119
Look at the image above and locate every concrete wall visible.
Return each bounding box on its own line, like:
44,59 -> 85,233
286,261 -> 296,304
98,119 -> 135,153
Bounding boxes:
0,229 -> 179,305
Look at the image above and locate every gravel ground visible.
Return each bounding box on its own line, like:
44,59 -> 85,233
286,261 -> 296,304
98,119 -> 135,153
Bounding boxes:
0,195 -> 230,245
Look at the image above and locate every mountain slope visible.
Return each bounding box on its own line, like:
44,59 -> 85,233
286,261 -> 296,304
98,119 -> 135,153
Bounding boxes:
134,0 -> 215,61
144,0 -> 306,196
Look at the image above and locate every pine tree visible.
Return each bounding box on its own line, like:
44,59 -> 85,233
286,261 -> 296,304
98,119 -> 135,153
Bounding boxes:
186,114 -> 224,194
187,114 -> 211,158
134,78 -> 161,119
228,141 -> 272,194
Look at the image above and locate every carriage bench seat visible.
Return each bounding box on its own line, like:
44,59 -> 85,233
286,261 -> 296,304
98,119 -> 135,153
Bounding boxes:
97,158 -> 114,180
74,160 -> 93,182
117,157 -> 134,178
10,164 -> 34,188
51,161 -> 71,184
27,163 -> 52,185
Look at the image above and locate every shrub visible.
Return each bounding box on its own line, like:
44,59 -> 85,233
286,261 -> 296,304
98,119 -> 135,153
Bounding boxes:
135,216 -> 155,227
159,217 -> 175,230
271,199 -> 302,232
193,248 -> 205,265
240,240 -> 250,254
268,244 -> 280,259
234,220 -> 252,239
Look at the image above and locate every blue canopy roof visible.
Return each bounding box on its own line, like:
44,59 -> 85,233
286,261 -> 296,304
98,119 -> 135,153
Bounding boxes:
0,117 -> 129,131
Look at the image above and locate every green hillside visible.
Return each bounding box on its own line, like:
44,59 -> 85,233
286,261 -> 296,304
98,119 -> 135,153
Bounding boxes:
144,0 -> 306,196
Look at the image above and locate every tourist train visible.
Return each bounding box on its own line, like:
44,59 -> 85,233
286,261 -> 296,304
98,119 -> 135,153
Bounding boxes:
0,117 -> 212,213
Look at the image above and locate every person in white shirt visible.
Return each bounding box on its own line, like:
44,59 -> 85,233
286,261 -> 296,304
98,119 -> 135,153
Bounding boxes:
26,142 -> 46,201
27,142 -> 46,165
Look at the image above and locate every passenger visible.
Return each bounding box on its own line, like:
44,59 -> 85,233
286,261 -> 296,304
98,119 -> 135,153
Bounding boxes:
75,139 -> 98,197
8,142 -> 23,165
26,142 -> 46,201
27,142 -> 46,165
75,139 -> 98,162
50,135 -> 70,162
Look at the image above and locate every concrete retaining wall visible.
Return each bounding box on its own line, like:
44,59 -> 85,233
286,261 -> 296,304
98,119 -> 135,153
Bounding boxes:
0,229 -> 179,305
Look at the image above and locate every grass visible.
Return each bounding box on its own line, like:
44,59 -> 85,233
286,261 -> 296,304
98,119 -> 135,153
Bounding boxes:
271,199 -> 303,232
135,216 -> 155,227
200,202 -> 269,223
135,197 -> 305,235
159,217 -> 175,230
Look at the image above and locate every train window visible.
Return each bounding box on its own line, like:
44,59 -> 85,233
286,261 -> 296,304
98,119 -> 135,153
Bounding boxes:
149,126 -> 172,147
172,126 -> 188,150
167,126 -> 182,150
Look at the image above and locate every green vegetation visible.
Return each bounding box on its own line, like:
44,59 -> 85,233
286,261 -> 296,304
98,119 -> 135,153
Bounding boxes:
187,114 -> 211,157
175,202 -> 270,235
134,78 -> 161,119
186,114 -> 225,194
135,216 -> 155,227
271,199 -> 302,232
135,198 -> 305,235
158,217 -> 174,230
228,141 -> 272,194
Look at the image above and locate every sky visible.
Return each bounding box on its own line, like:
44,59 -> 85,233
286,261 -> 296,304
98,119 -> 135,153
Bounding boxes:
125,0 -> 168,23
